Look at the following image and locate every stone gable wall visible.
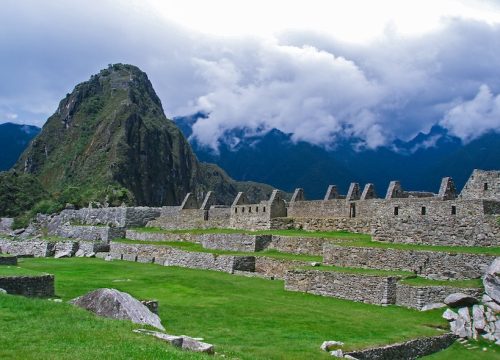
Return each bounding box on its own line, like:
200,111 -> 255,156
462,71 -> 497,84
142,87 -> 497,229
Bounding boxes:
0,274 -> 54,297
323,243 -> 495,280
460,169 -> 500,201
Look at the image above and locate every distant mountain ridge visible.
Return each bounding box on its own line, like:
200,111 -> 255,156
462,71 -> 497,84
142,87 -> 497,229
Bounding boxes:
0,123 -> 40,171
174,114 -> 500,199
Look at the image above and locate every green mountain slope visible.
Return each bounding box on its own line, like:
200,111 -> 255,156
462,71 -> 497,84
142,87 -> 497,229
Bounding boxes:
15,64 -> 272,206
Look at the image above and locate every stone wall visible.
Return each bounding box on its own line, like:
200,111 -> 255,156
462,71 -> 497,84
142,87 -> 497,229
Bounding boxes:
147,207 -> 231,230
229,204 -> 272,230
254,257 -> 311,279
395,283 -> 483,309
54,207 -> 161,228
460,169 -> 500,201
0,256 -> 17,265
284,269 -> 399,305
0,218 -> 13,233
0,274 -> 55,297
266,236 -> 328,256
200,234 -> 272,252
271,217 -> 372,234
323,243 -> 495,280
109,242 -> 255,273
0,239 -> 54,257
345,334 -> 457,360
54,225 -> 125,242
125,230 -> 199,242
287,199 -> 349,218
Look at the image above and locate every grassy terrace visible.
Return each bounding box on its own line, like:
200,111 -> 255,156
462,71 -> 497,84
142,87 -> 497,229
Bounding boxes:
130,227 -> 500,255
114,238 -> 322,262
1,258 -> 497,359
0,266 -> 47,277
299,265 -> 415,277
0,258 -> 446,359
400,277 -> 483,288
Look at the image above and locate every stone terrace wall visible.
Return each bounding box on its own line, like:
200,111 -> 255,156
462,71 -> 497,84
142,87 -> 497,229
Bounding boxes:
54,225 -> 125,242
200,234 -> 272,252
0,274 -> 55,297
254,257 -> 311,279
323,244 -> 495,280
0,239 -> 54,257
125,230 -> 200,243
266,235 -> 329,256
147,208 -> 230,230
0,256 -> 17,265
345,334 -> 457,360
285,269 -> 399,305
109,242 -> 255,273
271,217 -> 372,234
395,283 -> 482,309
0,218 -> 13,233
55,207 -> 161,228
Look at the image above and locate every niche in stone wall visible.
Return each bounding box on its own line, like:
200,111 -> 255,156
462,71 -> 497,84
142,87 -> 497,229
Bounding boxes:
484,183 -> 488,191
421,207 -> 426,215
451,205 -> 457,215
394,206 -> 399,216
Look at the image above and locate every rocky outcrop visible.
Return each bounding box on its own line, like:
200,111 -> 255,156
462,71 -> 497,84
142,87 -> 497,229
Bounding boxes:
133,329 -> 214,354
70,288 -> 164,331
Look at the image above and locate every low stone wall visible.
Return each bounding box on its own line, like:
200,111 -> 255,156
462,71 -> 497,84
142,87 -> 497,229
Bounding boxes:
0,274 -> 55,297
0,239 -> 54,257
0,256 -> 17,265
345,334 -> 457,360
396,283 -> 483,309
284,269 -> 399,305
147,208 -> 231,230
200,234 -> 271,252
52,207 -> 161,228
54,225 -> 125,242
271,217 -> 372,234
266,236 -> 327,256
125,230 -> 198,242
323,243 -> 495,280
254,257 -> 311,279
109,242 -> 255,273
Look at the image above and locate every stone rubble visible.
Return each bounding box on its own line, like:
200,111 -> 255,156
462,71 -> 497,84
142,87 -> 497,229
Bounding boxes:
133,329 -> 215,354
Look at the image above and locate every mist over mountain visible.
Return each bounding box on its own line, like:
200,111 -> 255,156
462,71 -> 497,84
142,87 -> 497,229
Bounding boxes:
175,113 -> 500,199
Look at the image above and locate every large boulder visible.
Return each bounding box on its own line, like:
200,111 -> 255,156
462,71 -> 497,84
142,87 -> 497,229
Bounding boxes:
444,293 -> 478,307
483,258 -> 500,304
70,288 -> 164,330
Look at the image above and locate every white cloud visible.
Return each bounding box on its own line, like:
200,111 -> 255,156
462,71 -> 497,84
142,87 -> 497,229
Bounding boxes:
440,84 -> 500,141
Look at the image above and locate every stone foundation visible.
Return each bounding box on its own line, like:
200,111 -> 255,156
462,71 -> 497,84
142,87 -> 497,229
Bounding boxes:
54,225 -> 125,242
0,274 -> 55,297
255,257 -> 311,279
0,256 -> 17,265
323,243 -> 495,279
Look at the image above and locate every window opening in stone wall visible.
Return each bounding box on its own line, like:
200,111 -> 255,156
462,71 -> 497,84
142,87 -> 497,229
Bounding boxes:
242,207 -> 245,213
263,206 -> 266,212
349,203 -> 356,218
484,183 -> 488,190
256,206 -> 259,212
235,208 -> 237,214
451,205 -> 456,215
248,207 -> 252,213
421,206 -> 426,215
394,206 -> 399,216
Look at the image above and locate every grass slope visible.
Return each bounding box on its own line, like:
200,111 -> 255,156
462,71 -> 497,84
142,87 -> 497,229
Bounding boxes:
4,257 -> 454,359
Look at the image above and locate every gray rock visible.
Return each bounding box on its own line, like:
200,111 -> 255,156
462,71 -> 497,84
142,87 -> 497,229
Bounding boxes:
472,305 -> 486,331
310,262 -> 321,267
85,252 -> 96,258
181,336 -> 215,354
458,307 -> 473,338
70,288 -> 165,331
444,293 -> 478,307
421,303 -> 446,311
344,356 -> 358,360
133,329 -> 183,347
320,340 -> 344,351
329,349 -> 343,358
75,249 -> 86,257
54,250 -> 72,258
483,257 -> 500,304
0,288 -> 7,294
443,309 -> 458,321
13,228 -> 25,235
104,254 -> 113,261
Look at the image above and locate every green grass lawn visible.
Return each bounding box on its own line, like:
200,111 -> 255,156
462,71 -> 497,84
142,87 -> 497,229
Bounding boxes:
0,266 -> 46,277
400,277 -> 483,288
0,257 -> 455,359
115,238 -> 323,262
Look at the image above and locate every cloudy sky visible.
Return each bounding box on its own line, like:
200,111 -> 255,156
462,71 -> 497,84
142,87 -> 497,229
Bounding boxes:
1,0 -> 500,150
